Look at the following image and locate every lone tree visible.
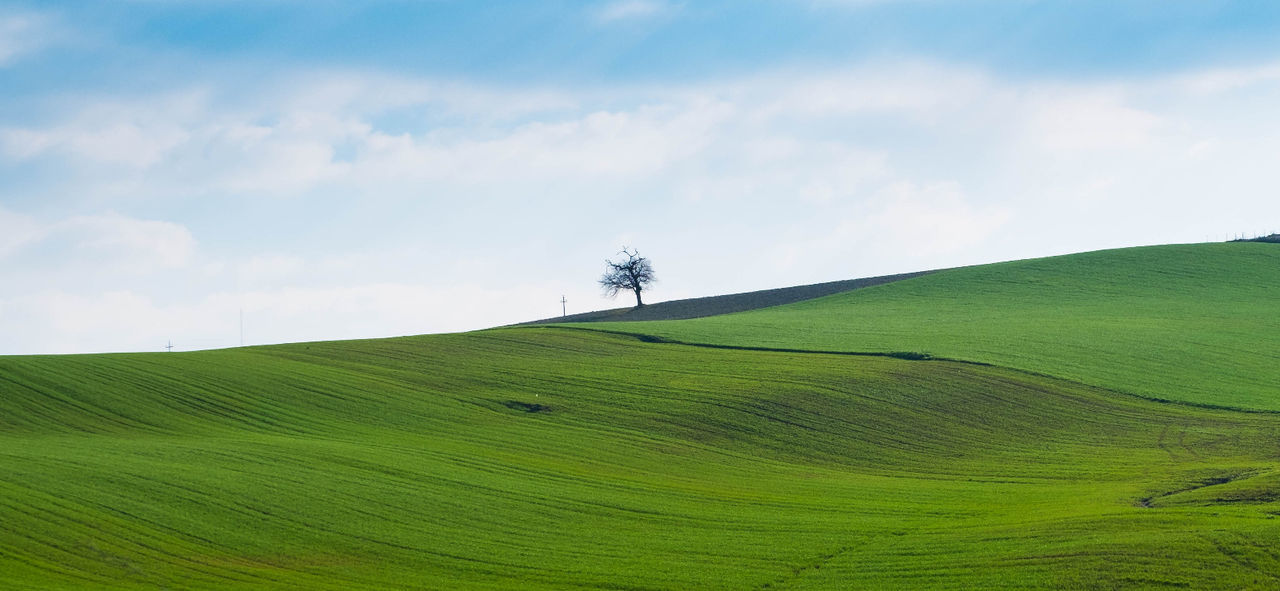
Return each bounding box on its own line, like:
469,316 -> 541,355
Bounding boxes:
599,247 -> 655,307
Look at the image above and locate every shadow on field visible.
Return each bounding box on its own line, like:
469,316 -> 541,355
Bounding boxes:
499,400 -> 551,414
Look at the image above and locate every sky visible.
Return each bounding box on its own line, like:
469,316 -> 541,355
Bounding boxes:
3,1 -> 1280,354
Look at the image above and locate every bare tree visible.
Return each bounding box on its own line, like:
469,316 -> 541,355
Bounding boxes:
599,247 -> 655,307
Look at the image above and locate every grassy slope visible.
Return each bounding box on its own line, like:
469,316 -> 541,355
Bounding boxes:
579,243 -> 1280,410
4,329 -> 1280,589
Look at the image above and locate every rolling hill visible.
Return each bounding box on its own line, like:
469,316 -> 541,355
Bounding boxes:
578,242 -> 1280,411
2,242 -> 1280,589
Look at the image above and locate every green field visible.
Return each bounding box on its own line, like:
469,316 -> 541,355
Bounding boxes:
3,242 -> 1280,589
583,243 -> 1280,411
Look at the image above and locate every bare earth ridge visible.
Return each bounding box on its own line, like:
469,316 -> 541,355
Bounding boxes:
522,270 -> 935,324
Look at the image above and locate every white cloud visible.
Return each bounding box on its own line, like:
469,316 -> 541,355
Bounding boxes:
0,281 -> 568,354
752,62 -> 993,121
764,181 -> 1011,275
1,91 -> 202,168
591,0 -> 672,24
0,11 -> 55,66
807,0 -> 925,4
237,254 -> 307,286
1020,88 -> 1162,152
862,181 -> 1012,256
0,76 -> 586,196
0,207 -> 43,258
2,123 -> 191,168
7,58 -> 1280,352
0,210 -> 195,272
0,64 -> 989,202
61,213 -> 196,270
1171,63 -> 1280,95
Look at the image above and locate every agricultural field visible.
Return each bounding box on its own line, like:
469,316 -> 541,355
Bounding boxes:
584,242 -> 1280,411
2,242 -> 1280,589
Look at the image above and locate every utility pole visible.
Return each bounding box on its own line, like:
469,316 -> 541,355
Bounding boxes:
561,295 -> 567,317
240,308 -> 244,347
166,340 -> 174,352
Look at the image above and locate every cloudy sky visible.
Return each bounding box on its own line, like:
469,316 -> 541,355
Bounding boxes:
3,1 -> 1280,354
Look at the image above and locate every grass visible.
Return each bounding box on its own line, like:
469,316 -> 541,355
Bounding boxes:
5,241 -> 1280,589
577,242 -> 1280,411
3,327 -> 1280,589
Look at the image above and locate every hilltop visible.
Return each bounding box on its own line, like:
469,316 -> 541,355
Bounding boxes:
1235,233 -> 1280,243
522,270 -> 933,324
575,242 -> 1280,411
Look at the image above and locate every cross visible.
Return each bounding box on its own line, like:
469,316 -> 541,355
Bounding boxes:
166,340 -> 174,352
561,295 -> 567,317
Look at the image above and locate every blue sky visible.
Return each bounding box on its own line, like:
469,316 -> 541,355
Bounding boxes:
8,2 -> 1280,88
3,1 -> 1280,353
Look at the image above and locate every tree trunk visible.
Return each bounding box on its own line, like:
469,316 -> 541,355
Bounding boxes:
633,287 -> 644,307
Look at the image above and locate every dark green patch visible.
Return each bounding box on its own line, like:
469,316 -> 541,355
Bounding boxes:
500,400 -> 551,413
887,351 -> 933,360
